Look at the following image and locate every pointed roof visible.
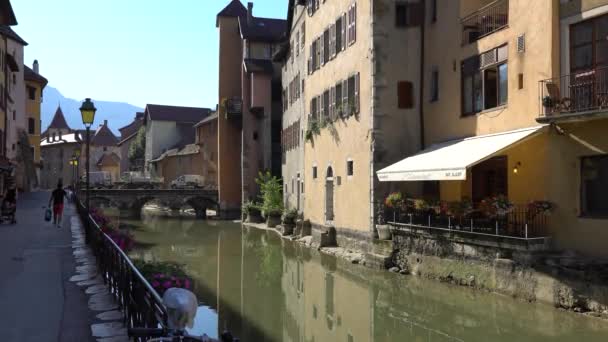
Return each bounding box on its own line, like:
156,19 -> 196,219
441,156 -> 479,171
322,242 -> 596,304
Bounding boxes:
97,153 -> 120,167
24,65 -> 48,87
216,0 -> 247,27
92,122 -> 119,146
0,25 -> 27,45
0,1 -> 17,26
48,106 -> 71,130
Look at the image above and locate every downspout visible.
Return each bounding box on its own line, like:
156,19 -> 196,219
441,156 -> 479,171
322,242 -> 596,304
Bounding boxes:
369,1 -> 377,237
418,1 -> 426,150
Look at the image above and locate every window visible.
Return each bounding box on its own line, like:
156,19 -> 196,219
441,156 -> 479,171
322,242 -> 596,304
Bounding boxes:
461,45 -> 508,116
347,4 -> 357,45
27,86 -> 36,100
581,155 -> 608,217
296,32 -> 300,56
396,3 -> 408,27
103,147 -> 108,152
28,118 -> 35,134
311,97 -> 318,122
313,166 -> 318,179
398,81 -> 413,109
347,160 -> 354,176
341,13 -> 347,50
335,17 -> 343,53
570,14 -> 608,73
329,24 -> 336,58
430,68 -> 439,102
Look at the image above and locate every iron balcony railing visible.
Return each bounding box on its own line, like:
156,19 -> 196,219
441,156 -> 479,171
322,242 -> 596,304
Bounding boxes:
461,0 -> 509,45
539,66 -> 608,119
75,198 -> 168,342
384,203 -> 549,241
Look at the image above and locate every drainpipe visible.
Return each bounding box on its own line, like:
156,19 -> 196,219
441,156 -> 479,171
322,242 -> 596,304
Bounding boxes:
418,1 -> 426,150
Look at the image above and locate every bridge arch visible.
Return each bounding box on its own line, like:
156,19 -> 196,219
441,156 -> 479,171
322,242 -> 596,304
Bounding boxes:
183,196 -> 220,219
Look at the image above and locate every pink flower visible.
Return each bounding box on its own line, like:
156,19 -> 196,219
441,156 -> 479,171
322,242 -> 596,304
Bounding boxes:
162,281 -> 172,289
184,279 -> 191,289
152,281 -> 160,288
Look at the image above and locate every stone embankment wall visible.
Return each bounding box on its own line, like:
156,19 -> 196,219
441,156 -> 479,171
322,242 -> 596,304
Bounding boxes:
389,229 -> 608,317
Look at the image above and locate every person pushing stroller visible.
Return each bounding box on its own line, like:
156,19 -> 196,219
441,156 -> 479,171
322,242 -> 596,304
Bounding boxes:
1,185 -> 17,224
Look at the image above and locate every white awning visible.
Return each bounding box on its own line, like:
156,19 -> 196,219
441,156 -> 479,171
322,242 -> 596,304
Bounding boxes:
377,126 -> 546,182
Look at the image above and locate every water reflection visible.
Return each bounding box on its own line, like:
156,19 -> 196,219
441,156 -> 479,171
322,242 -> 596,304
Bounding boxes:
128,218 -> 608,342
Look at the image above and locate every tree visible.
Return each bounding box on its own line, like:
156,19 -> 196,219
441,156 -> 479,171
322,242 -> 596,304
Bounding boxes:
128,127 -> 146,171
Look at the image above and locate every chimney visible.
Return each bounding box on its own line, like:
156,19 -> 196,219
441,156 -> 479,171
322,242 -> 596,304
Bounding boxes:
33,60 -> 39,74
247,2 -> 253,26
58,131 -> 62,140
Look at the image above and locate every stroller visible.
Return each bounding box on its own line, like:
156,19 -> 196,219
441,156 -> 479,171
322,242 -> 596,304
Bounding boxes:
0,199 -> 16,224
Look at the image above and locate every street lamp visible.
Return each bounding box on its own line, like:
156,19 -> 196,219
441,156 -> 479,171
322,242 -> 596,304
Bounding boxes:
80,98 -> 97,214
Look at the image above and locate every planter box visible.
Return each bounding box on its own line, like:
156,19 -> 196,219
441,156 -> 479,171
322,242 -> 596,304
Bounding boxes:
267,214 -> 281,228
246,212 -> 264,224
376,224 -> 392,240
281,224 -> 295,236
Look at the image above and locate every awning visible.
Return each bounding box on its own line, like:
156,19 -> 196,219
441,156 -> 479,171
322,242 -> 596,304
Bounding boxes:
377,126 -> 546,182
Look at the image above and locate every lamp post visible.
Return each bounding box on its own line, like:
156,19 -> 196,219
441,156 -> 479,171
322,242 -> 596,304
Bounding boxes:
80,98 -> 97,215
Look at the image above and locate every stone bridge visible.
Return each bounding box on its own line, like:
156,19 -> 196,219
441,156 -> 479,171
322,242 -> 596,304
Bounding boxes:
84,189 -> 219,219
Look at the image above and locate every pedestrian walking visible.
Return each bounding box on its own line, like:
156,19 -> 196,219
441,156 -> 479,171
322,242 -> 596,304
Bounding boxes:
49,181 -> 67,228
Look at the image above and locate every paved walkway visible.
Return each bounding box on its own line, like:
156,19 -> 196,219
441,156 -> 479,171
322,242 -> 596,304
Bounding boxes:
0,191 -> 129,341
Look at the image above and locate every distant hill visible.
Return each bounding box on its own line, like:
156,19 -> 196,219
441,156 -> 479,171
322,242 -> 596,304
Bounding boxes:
42,86 -> 144,135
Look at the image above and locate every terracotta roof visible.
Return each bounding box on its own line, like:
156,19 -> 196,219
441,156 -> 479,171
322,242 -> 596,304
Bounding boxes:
216,0 -> 247,26
97,153 -> 120,167
244,58 -> 274,74
194,112 -> 218,127
0,25 -> 27,45
239,16 -> 286,43
24,65 -> 48,86
145,104 -> 212,123
48,107 -> 71,130
92,123 -> 119,146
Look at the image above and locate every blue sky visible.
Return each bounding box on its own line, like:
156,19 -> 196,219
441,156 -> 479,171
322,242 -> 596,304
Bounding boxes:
12,0 -> 287,109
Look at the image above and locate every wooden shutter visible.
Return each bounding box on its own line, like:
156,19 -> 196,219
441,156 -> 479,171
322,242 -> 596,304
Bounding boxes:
355,73 -> 360,113
342,13 -> 347,48
342,79 -> 349,115
320,35 -> 325,65
398,81 -> 413,109
330,87 -> 335,120
352,3 -> 357,44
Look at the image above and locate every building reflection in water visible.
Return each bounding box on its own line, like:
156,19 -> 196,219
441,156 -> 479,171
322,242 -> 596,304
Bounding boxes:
128,218 -> 608,342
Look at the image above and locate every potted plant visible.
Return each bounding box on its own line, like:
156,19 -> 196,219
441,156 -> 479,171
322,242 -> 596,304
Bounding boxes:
542,95 -> 554,109
243,201 -> 263,223
281,208 -> 298,235
375,203 -> 392,240
256,171 -> 284,228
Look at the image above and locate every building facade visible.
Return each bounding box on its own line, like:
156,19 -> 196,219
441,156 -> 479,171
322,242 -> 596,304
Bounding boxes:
216,0 -> 286,217
24,61 -> 47,180
195,113 -> 219,190
40,132 -> 81,189
117,112 -> 144,174
277,0 -> 308,213
299,0 -> 423,247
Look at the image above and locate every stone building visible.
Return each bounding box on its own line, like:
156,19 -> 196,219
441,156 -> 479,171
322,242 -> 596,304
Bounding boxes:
40,132 -> 81,189
216,0 -> 286,217
194,113 -> 219,190
117,112 -> 144,174
84,120 -> 120,182
24,61 -> 48,186
275,0 -> 308,214
295,0 -> 422,248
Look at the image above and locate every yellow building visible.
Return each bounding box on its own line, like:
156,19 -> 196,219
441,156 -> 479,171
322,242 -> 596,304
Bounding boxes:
24,60 -> 48,176
377,0 -> 608,258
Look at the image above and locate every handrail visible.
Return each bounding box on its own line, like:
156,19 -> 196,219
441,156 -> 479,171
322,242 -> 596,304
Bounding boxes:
74,195 -> 168,341
461,0 -> 507,22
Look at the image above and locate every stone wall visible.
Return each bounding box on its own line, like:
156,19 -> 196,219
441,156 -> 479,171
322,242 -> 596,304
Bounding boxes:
389,228 -> 608,316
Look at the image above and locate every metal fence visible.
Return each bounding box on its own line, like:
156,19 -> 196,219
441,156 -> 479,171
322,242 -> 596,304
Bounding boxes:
384,204 -> 549,240
461,0 -> 509,45
539,66 -> 608,118
75,198 -> 168,341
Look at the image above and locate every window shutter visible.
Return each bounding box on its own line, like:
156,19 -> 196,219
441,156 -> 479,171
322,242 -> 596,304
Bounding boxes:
343,13 -> 348,48
398,81 -> 413,109
352,3 -> 357,44
319,35 -> 325,65
307,0 -> 312,16
330,87 -> 335,120
342,84 -> 346,116
355,73 -> 360,113
308,45 -> 313,74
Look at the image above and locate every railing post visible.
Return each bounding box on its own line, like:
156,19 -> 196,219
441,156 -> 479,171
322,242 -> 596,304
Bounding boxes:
525,223 -> 528,239
428,215 -> 431,227
496,221 -> 499,235
409,214 -> 412,225
470,219 -> 473,232
448,217 -> 451,230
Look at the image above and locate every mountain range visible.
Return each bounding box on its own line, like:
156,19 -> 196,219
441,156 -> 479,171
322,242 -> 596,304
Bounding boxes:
42,86 -> 143,135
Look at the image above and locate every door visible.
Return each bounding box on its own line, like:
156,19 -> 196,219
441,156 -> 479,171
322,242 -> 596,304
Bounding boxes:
325,167 -> 334,222
472,156 -> 508,204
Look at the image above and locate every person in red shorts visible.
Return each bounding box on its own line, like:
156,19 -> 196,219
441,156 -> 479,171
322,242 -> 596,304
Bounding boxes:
49,181 -> 67,228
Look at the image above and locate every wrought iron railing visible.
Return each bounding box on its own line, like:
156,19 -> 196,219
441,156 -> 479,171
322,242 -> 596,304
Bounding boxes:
539,66 -> 608,119
384,203 -> 549,241
75,198 -> 168,342
461,0 -> 509,45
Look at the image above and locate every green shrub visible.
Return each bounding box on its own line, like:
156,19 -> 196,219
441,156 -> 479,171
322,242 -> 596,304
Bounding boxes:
255,171 -> 283,217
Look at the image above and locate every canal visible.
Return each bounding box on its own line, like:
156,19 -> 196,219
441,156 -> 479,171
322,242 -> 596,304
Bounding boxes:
124,216 -> 608,342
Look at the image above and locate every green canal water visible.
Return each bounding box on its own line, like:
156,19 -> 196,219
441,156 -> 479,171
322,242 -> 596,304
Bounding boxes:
125,216 -> 608,342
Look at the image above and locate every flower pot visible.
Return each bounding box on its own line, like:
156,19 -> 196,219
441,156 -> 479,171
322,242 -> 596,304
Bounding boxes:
376,224 -> 392,240
281,223 -> 295,236
266,214 -> 282,228
246,210 -> 263,224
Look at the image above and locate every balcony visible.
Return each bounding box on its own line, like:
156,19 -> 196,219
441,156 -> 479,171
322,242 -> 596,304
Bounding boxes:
461,0 -> 509,45
538,67 -> 608,122
224,97 -> 243,119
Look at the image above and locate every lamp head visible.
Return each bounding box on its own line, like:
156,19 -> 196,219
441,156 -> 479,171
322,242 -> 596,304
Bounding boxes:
162,288 -> 198,331
80,98 -> 97,127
